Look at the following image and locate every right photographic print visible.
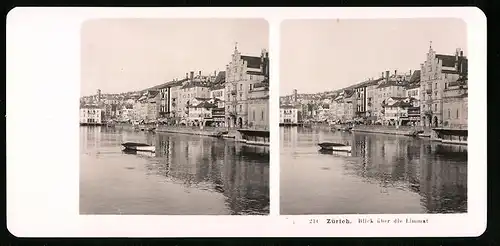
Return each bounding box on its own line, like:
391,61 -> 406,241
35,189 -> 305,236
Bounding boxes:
280,19 -> 468,215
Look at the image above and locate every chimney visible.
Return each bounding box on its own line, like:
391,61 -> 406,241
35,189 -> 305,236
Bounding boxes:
199,71 -> 202,77
394,70 -> 397,76
186,73 -> 188,79
460,51 -> 463,57
214,70 -> 217,77
381,72 -> 384,78
190,71 -> 194,81
385,71 -> 389,82
409,70 -> 412,76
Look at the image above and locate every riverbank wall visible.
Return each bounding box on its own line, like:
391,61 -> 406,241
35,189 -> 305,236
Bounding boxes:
352,125 -> 433,137
112,123 -> 136,131
156,126 -> 221,137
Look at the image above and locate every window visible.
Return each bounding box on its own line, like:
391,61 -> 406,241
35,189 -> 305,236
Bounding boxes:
434,104 -> 437,111
253,110 -> 255,120
448,109 -> 451,119
240,84 -> 243,90
239,105 -> 242,112
456,109 -> 459,119
435,83 -> 437,89
250,84 -> 253,90
262,110 -> 264,120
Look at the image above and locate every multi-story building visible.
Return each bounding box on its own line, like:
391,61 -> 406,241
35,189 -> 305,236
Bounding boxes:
146,90 -> 160,121
365,79 -> 382,119
442,77 -> 468,128
187,101 -> 217,126
133,94 -> 148,121
280,105 -> 298,124
225,45 -> 268,128
375,71 -> 407,119
158,83 -> 171,119
405,83 -> 421,100
354,84 -> 367,118
118,105 -> 134,121
248,82 -> 269,129
420,44 -> 467,127
382,97 -> 418,126
343,91 -> 355,121
80,105 -> 103,125
168,79 -> 185,121
157,78 -> 185,121
210,71 -> 226,102
178,71 -> 211,121
331,90 -> 355,122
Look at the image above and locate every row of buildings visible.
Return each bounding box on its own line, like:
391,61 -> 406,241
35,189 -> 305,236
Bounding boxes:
280,44 -> 468,129
80,44 -> 270,130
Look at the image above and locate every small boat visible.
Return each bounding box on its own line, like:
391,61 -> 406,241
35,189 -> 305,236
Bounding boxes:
318,142 -> 352,152
319,148 -> 352,156
244,140 -> 270,146
122,148 -> 156,157
121,142 -> 155,152
404,130 -> 424,137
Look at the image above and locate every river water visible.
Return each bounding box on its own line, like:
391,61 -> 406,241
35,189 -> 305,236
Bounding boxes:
80,126 -> 269,215
280,126 -> 467,215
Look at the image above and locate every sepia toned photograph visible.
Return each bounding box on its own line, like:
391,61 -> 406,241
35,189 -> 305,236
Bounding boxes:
280,19 -> 468,215
79,19 -> 270,215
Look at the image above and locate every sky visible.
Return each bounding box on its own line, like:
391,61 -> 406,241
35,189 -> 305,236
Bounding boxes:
280,18 -> 467,96
81,18 -> 268,96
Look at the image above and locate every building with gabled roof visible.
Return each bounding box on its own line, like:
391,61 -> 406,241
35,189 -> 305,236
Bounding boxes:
225,44 -> 269,128
420,43 -> 467,127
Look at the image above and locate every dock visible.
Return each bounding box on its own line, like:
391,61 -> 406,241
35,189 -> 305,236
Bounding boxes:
237,129 -> 270,146
431,127 -> 468,145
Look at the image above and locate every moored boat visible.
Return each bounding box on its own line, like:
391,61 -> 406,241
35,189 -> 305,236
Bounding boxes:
121,142 -> 155,152
318,142 -> 352,152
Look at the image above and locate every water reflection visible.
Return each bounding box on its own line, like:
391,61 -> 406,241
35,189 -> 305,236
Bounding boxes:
80,126 -> 269,215
153,134 -> 270,215
280,126 -> 467,214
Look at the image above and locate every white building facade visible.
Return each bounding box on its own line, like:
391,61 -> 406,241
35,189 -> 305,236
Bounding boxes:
80,106 -> 103,124
280,105 -> 298,124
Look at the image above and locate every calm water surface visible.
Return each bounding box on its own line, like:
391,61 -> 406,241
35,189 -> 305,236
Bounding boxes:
280,126 -> 467,215
80,126 -> 269,215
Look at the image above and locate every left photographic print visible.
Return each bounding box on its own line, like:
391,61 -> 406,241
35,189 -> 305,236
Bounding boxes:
79,19 -> 270,215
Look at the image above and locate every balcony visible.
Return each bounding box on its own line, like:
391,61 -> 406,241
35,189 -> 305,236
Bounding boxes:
230,89 -> 237,95
426,89 -> 432,94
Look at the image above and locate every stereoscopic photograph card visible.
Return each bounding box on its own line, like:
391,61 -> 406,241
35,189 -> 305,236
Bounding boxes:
6,7 -> 486,238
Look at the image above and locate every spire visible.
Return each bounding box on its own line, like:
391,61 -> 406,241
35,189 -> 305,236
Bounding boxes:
234,41 -> 238,51
429,40 -> 432,49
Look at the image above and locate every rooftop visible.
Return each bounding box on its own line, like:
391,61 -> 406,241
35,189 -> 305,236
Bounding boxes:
241,55 -> 262,69
191,101 -> 218,109
409,70 -> 421,83
405,83 -> 420,90
385,101 -> 413,108
377,81 -> 407,89
280,105 -> 297,109
436,54 -> 456,68
181,81 -> 211,89
212,71 -> 226,84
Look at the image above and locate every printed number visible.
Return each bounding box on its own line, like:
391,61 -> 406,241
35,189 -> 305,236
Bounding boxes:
309,219 -> 319,224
